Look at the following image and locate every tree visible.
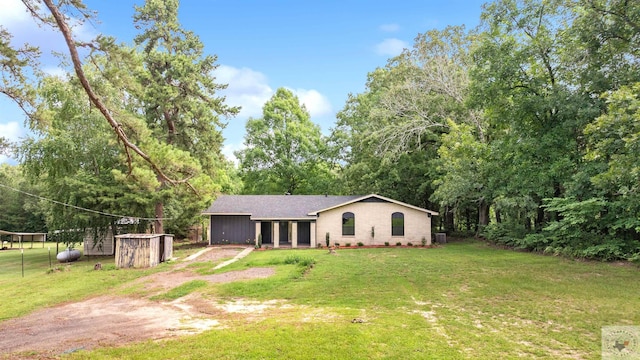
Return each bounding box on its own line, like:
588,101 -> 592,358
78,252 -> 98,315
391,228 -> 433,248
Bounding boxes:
331,26 -> 479,223
236,88 -> 335,195
132,0 -> 238,233
0,164 -> 46,233
19,73 -> 152,244
584,83 -> 640,237
432,120 -> 491,233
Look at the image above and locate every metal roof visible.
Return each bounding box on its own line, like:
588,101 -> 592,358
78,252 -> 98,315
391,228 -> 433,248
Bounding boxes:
202,195 -> 361,220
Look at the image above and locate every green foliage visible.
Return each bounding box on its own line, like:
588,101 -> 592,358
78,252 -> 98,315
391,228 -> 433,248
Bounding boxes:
357,242 -> 364,247
283,255 -> 315,267
132,0 -> 238,233
236,88 -> 335,195
0,164 -> 46,232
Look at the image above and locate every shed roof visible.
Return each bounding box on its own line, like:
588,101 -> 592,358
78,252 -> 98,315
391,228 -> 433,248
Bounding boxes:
202,195 -> 361,220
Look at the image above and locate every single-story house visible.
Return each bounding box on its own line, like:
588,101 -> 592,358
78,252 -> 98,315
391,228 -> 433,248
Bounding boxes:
202,194 -> 438,248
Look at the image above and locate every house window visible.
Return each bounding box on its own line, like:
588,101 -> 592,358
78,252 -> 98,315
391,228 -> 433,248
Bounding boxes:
392,212 -> 404,236
342,212 -> 355,236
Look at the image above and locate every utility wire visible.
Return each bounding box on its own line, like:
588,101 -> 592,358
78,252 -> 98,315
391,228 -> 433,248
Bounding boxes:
0,182 -> 173,221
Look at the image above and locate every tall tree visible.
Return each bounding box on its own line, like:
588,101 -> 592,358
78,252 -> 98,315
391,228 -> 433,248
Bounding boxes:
19,73 -> 151,243
0,164 -> 46,233
236,88 -> 335,195
132,0 -> 238,233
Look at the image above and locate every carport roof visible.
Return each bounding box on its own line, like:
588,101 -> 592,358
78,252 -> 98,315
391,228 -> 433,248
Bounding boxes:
202,195 -> 361,220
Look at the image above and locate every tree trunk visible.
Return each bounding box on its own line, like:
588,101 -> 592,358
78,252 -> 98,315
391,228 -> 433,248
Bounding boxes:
478,200 -> 490,235
444,206 -> 455,233
495,208 -> 502,224
466,208 -> 471,232
154,201 -> 164,234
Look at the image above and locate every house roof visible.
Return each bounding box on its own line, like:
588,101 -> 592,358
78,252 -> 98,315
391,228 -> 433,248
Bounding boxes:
203,194 -> 439,220
309,194 -> 439,216
202,195 -> 361,220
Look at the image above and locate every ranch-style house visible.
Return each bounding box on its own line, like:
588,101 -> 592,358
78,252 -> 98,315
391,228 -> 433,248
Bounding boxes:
202,194 -> 438,248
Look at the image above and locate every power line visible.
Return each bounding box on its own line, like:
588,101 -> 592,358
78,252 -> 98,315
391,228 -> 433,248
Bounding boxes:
0,182 -> 173,221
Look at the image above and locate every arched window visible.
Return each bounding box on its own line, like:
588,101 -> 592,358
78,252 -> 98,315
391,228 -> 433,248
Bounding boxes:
392,212 -> 404,236
342,212 -> 355,236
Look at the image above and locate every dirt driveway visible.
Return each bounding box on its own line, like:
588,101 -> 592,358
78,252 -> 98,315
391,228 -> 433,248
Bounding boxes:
0,247 -> 275,359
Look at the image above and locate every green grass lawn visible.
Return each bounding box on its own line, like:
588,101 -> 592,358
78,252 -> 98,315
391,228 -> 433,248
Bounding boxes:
2,240 -> 638,359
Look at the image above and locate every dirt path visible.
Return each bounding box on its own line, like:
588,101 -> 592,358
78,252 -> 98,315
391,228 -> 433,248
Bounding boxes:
0,247 -> 275,359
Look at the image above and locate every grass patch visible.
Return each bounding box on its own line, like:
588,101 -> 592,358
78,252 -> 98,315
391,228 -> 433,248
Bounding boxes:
150,280 -> 208,301
5,241 -> 640,359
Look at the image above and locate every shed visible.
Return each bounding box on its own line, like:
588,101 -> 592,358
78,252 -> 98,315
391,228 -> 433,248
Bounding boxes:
83,228 -> 115,256
114,234 -> 173,268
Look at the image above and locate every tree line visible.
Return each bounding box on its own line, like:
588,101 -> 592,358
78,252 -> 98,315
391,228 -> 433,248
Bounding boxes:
1,0 -> 638,260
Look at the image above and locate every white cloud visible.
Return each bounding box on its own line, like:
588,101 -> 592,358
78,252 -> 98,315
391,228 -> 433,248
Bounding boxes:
0,0 -> 30,27
375,38 -> 409,57
0,121 -> 24,164
291,89 -> 333,118
380,23 -> 400,32
214,65 -> 273,118
0,0 -> 97,61
43,67 -> 68,78
0,121 -> 23,142
221,142 -> 245,165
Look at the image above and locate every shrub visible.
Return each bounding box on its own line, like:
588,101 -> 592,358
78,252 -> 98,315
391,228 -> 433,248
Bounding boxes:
357,242 -> 364,247
284,255 -> 315,267
407,242 -> 413,247
384,242 -> 389,246
335,242 -> 340,247
396,242 -> 402,246
325,232 -> 330,247
421,237 -> 427,246
345,242 -> 351,247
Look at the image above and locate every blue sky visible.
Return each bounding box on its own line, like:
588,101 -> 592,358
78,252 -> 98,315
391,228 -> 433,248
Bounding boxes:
0,0 -> 485,163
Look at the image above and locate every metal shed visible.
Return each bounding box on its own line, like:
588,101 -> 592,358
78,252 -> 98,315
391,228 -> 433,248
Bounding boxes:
114,234 -> 173,268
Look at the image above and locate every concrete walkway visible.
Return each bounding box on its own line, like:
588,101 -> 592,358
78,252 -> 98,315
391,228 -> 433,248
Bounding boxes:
213,247 -> 254,270
183,247 -> 214,261
183,246 -> 255,270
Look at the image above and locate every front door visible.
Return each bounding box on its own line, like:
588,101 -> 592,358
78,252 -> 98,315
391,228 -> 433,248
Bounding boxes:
279,221 -> 289,244
261,222 -> 272,244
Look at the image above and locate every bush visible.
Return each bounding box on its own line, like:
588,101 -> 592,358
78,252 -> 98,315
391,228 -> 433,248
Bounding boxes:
421,237 -> 427,246
335,242 -> 340,247
384,242 -> 389,246
357,242 -> 364,247
284,255 -> 315,267
407,242 -> 413,247
396,242 -> 402,246
345,242 -> 351,247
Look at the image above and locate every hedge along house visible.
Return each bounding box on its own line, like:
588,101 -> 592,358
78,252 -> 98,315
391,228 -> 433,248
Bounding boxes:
202,194 -> 438,248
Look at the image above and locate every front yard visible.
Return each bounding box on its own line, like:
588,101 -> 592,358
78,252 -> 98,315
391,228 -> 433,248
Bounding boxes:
1,240 -> 638,359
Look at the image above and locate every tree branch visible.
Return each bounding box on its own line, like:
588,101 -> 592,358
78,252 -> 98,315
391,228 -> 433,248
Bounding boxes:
41,0 -> 190,187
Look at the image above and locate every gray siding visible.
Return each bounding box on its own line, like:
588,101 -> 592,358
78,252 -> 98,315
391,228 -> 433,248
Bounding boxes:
210,215 -> 255,245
